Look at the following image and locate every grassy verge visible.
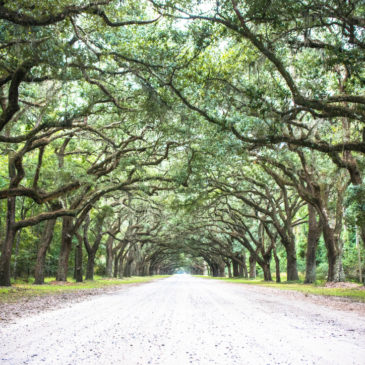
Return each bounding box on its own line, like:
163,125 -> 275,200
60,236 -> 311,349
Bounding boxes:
0,275 -> 168,304
196,276 -> 365,302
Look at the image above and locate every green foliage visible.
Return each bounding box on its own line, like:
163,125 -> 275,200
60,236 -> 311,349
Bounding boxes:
0,0 -> 364,288
345,184 -> 365,226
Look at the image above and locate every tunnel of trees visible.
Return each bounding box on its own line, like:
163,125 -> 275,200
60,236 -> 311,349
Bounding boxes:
0,0 -> 364,286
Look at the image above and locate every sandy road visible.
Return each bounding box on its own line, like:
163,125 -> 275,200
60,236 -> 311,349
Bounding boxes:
1,275 -> 364,365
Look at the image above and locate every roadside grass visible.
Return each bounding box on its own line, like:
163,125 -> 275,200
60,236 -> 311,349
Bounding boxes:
0,275 -> 168,304
196,275 -> 365,302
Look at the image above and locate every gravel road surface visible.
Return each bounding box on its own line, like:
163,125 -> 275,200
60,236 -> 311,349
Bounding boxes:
1,275 -> 364,365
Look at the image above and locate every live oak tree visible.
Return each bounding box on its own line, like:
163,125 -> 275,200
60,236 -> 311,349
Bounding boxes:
0,0 -> 364,285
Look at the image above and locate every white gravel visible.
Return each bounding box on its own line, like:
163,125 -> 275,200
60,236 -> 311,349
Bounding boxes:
1,275 -> 365,365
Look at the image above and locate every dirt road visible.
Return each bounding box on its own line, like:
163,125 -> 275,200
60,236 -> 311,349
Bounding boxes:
1,275 -> 364,364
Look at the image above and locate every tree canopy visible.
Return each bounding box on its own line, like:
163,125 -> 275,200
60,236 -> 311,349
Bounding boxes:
0,0 -> 364,286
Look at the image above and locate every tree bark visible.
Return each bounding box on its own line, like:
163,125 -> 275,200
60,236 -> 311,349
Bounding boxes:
284,238 -> 299,281
12,228 -> 22,279
86,253 -> 95,280
105,235 -> 114,277
262,262 -> 272,281
232,259 -> 239,277
113,253 -> 119,278
123,258 -> 133,277
56,216 -> 73,281
286,249 -> 299,281
304,204 -> 322,283
240,252 -> 248,278
34,218 -> 57,284
249,254 -> 256,278
273,248 -> 281,283
83,213 -> 105,281
321,214 -> 345,282
74,233 -> 83,283
218,262 -> 225,277
0,197 -> 16,286
210,262 -> 219,277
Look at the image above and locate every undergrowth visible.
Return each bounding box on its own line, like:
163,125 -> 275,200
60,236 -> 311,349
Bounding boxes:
0,276 -> 168,303
197,276 -> 365,302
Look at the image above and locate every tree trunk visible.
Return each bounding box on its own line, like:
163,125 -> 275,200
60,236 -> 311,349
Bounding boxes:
74,234 -> 83,283
114,246 -> 125,278
0,197 -> 16,286
12,228 -> 22,279
34,218 -> 57,284
105,236 -> 114,277
232,260 -> 239,277
118,255 -> 124,278
211,263 -> 219,277
284,239 -> 299,281
123,259 -> 132,277
327,252 -> 343,282
113,253 -> 119,278
249,254 -> 256,278
273,248 -> 281,283
56,216 -> 73,281
130,260 -> 137,276
227,261 -> 232,278
262,262 -> 272,281
218,263 -> 225,277
240,252 -> 248,278
322,219 -> 345,282
83,213 -> 105,281
85,253 -> 95,280
142,262 -> 150,276
305,204 -> 322,283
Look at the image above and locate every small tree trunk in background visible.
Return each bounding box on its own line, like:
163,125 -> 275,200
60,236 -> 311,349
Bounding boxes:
12,229 -> 22,279
285,239 -> 299,281
227,261 -> 232,278
232,260 -> 239,277
338,246 -> 346,281
211,263 -> 219,277
85,253 -> 95,280
74,234 -> 83,283
240,252 -> 248,278
12,197 -> 27,280
105,236 -> 114,277
83,213 -> 105,281
262,262 -> 272,281
305,204 -> 322,283
238,263 -> 243,277
273,248 -> 281,283
130,260 -> 137,276
0,197 -> 17,286
260,246 -> 272,281
56,216 -> 73,281
322,221 -> 344,282
113,255 -> 119,278
327,253 -> 342,282
142,262 -> 150,276
34,218 -> 57,284
123,258 -> 132,277
249,254 -> 256,279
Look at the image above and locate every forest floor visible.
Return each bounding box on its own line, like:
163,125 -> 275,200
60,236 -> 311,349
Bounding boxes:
1,275 -> 364,364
